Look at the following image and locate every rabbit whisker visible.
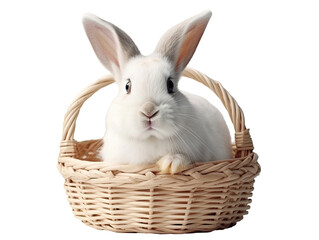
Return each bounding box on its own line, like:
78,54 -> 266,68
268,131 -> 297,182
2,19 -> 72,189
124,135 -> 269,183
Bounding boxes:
175,113 -> 203,121
170,127 -> 194,161
173,122 -> 217,159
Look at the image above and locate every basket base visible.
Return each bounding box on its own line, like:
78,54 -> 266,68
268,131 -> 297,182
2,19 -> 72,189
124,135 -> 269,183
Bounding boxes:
80,218 -> 239,234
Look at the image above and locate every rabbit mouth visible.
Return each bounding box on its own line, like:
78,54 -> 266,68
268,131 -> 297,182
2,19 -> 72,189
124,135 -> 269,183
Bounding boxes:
141,113 -> 159,130
140,119 -> 164,138
139,121 -> 173,141
148,119 -> 153,129
145,119 -> 156,131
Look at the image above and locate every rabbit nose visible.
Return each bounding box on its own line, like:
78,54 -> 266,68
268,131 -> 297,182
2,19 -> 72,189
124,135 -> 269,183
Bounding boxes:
140,101 -> 159,118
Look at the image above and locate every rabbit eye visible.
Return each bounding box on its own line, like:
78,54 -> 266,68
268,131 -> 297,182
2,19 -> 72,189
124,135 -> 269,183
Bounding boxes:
125,79 -> 131,94
167,77 -> 174,94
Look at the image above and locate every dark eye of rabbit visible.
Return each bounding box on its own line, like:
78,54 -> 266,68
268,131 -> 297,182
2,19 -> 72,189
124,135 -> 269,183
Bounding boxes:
167,77 -> 174,94
125,79 -> 131,94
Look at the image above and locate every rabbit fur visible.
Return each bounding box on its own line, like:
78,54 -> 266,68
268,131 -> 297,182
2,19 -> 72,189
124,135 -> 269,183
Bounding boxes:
83,11 -> 232,173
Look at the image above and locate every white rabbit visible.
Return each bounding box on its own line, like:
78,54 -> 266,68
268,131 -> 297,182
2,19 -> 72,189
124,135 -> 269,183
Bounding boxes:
83,11 -> 232,174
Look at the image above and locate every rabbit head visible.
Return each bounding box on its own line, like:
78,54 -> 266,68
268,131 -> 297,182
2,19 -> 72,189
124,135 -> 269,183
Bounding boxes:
83,11 -> 212,141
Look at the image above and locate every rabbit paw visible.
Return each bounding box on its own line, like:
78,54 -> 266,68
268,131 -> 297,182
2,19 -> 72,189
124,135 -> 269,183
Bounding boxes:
156,154 -> 191,174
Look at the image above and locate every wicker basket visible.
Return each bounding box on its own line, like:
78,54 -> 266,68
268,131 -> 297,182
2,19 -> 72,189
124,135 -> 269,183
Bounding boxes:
58,67 -> 260,234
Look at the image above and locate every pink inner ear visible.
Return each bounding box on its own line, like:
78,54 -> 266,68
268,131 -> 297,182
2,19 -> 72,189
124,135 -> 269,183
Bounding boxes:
97,28 -> 120,68
175,21 -> 207,72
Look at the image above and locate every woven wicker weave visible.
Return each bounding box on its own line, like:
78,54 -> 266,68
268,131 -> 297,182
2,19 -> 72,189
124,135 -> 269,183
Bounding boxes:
58,67 -> 260,234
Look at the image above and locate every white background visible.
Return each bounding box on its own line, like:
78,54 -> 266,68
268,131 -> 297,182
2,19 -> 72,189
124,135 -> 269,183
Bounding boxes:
0,0 -> 318,239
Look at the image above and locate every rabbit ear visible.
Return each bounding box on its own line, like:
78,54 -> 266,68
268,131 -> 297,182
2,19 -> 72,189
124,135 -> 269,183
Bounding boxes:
83,14 -> 140,78
154,11 -> 212,75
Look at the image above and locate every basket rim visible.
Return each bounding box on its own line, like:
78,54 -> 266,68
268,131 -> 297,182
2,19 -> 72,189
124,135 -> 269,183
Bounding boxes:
58,152 -> 260,190
58,138 -> 260,182
58,152 -> 256,172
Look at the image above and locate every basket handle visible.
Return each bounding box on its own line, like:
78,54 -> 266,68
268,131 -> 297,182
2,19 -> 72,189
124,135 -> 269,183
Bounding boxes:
60,67 -> 253,158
